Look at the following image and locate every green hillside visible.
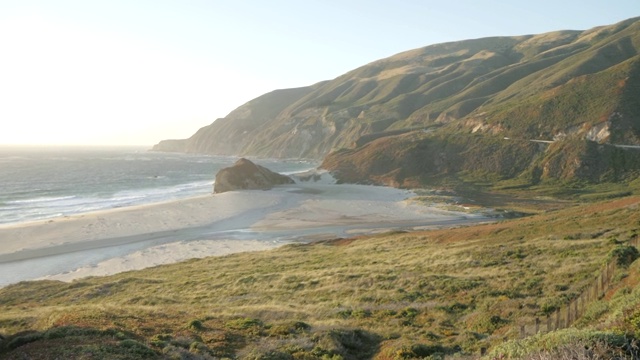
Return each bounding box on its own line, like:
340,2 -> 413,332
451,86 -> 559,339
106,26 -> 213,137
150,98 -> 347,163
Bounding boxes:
151,17 -> 640,191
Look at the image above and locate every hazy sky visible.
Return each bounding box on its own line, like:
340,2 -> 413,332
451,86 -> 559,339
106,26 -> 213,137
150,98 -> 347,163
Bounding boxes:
0,1 -> 637,146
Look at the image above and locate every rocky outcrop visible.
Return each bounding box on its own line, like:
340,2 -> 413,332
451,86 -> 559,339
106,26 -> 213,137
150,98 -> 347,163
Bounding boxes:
213,158 -> 295,193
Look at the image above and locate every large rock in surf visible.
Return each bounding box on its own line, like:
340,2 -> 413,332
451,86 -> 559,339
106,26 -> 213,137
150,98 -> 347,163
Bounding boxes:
213,158 -> 295,193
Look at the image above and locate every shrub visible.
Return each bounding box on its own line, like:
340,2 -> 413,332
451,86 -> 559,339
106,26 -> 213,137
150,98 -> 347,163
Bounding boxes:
189,341 -> 211,355
118,339 -> 157,357
188,319 -> 204,331
409,344 -> 446,358
467,313 -> 508,334
244,350 -> 294,360
522,338 -> 638,359
489,328 -> 631,359
399,307 -> 419,319
225,317 -> 264,330
312,329 -> 379,359
268,321 -> 311,337
43,325 -> 103,340
7,332 -> 42,350
610,245 -> 640,268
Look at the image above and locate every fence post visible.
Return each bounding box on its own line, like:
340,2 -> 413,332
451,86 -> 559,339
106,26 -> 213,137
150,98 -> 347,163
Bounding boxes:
573,300 -> 578,324
520,325 -> 525,338
546,314 -> 551,332
611,261 -> 616,283
555,309 -> 561,330
535,317 -> 540,334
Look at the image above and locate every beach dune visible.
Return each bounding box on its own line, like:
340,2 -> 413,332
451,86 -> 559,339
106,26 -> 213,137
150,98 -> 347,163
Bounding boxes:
0,182 -> 485,286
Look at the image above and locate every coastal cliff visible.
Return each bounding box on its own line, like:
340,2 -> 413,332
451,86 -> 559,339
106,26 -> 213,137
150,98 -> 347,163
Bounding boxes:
153,17 -> 640,187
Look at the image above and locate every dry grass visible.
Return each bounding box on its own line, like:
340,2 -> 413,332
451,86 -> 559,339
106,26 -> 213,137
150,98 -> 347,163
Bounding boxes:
1,197 -> 640,358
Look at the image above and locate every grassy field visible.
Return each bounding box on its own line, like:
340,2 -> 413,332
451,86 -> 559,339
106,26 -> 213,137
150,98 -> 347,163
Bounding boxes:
1,196 -> 640,359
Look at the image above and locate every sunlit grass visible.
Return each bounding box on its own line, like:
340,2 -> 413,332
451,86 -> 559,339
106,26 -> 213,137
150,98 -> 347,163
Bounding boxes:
1,197 -> 640,358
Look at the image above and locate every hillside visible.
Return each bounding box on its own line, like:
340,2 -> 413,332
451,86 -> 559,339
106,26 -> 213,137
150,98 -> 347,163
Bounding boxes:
1,196 -> 640,359
153,17 -> 640,187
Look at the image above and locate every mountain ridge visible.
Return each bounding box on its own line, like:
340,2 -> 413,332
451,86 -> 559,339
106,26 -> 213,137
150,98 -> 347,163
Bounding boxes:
153,16 -> 640,187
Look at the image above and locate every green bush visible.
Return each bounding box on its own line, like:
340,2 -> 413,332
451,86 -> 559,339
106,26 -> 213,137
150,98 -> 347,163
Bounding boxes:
118,339 -> 157,357
187,319 -> 204,331
410,344 -> 446,358
43,325 -> 104,340
399,307 -> 419,319
7,332 -> 42,350
268,321 -> 311,337
489,328 -> 630,359
610,245 -> 640,268
225,317 -> 264,330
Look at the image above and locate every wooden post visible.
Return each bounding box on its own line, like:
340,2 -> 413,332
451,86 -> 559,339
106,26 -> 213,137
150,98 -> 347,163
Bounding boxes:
546,314 -> 551,332
555,309 -> 561,330
574,300 -> 578,322
566,305 -> 571,327
520,325 -> 525,338
535,317 -> 540,334
611,262 -> 616,283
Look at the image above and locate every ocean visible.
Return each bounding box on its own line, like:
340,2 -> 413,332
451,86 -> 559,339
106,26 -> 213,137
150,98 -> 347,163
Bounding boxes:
0,145 -> 317,226
0,146 -> 486,286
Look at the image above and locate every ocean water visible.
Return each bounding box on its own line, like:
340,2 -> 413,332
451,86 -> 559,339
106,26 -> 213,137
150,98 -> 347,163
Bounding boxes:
0,145 -> 316,225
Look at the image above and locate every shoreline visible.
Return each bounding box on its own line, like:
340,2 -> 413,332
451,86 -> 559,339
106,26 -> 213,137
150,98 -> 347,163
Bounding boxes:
0,182 -> 492,286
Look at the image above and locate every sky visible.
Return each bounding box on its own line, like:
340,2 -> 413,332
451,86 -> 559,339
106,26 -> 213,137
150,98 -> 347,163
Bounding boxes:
0,1 -> 638,146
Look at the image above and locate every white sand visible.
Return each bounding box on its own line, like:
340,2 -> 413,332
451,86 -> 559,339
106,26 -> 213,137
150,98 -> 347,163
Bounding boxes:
0,181 -> 488,286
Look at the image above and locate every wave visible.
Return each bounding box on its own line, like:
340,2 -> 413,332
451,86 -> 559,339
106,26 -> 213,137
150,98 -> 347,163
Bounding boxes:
0,181 -> 213,225
0,151 -> 315,225
281,166 -> 318,176
6,195 -> 78,205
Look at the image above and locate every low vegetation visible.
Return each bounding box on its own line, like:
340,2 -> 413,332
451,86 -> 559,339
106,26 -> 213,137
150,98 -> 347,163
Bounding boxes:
1,196 -> 640,358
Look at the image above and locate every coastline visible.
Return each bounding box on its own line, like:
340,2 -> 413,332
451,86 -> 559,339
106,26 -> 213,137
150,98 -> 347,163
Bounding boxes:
0,181 -> 492,286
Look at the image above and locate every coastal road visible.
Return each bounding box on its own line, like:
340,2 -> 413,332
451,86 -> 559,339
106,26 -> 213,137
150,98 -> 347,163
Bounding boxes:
503,137 -> 640,149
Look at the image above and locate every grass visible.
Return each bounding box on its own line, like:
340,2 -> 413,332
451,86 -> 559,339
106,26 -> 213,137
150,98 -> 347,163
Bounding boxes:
1,196 -> 640,358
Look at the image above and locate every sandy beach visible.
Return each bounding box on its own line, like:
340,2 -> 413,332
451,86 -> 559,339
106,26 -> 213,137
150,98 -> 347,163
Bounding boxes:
0,180 -> 489,286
